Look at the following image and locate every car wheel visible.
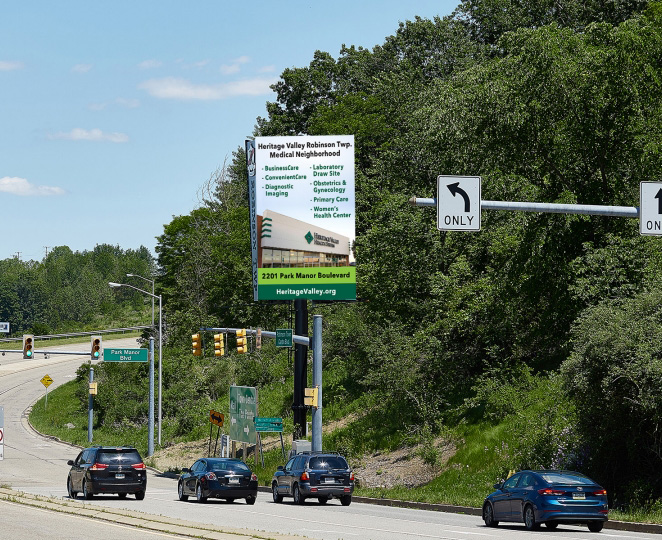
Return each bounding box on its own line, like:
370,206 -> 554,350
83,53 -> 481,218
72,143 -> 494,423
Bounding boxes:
82,480 -> 93,500
588,522 -> 604,533
293,483 -> 305,505
135,491 -> 145,500
524,505 -> 539,531
178,480 -> 188,501
545,522 -> 558,530
246,495 -> 256,505
483,503 -> 499,527
272,483 -> 283,503
67,477 -> 77,499
118,493 -> 127,499
340,495 -> 352,506
318,496 -> 329,505
196,483 -> 207,503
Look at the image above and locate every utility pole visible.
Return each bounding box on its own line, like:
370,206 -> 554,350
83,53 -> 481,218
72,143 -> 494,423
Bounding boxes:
293,299 -> 308,440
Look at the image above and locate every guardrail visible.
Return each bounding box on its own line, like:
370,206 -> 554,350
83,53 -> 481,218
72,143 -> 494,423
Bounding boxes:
0,326 -> 151,344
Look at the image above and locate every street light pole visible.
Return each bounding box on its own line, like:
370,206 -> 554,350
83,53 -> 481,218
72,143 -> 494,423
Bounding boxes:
109,281 -> 163,447
126,273 -> 155,329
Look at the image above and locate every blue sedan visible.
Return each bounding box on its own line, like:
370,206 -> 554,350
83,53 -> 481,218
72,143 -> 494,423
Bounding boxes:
483,470 -> 608,532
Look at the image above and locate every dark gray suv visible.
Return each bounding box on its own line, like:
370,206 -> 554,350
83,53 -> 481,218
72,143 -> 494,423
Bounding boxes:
67,446 -> 147,500
272,452 -> 354,505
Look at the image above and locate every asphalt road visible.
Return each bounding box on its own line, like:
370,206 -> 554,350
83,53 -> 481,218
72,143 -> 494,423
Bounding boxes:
1,339 -> 662,540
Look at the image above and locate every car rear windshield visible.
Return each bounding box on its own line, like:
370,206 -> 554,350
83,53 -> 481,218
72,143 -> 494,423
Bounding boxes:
97,449 -> 142,465
211,461 -> 250,473
540,472 -> 592,485
309,456 -> 348,470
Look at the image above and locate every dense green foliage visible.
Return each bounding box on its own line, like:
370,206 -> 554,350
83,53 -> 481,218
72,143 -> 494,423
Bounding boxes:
0,244 -> 154,335
17,0 -> 662,511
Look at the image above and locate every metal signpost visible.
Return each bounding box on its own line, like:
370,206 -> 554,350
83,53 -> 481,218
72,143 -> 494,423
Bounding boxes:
41,374 -> 53,409
254,417 -> 285,465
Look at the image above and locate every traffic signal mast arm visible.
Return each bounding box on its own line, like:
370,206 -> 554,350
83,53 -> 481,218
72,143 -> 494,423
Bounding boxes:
199,327 -> 310,347
409,196 -> 639,217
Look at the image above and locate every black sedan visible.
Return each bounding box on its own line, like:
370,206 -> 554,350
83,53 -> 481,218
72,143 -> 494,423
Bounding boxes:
178,458 -> 258,504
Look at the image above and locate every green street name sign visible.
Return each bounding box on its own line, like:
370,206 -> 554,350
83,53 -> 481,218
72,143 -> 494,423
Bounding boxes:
105,348 -> 148,363
275,329 -> 293,348
254,416 -> 283,433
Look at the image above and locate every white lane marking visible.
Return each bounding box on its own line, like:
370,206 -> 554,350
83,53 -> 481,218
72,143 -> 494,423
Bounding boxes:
144,503 -> 493,539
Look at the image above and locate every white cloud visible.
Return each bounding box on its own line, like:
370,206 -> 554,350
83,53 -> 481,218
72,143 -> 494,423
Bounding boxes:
258,65 -> 276,73
138,59 -> 163,70
115,97 -> 140,108
220,56 -> 251,75
48,128 -> 129,143
0,177 -> 65,196
72,63 -> 93,73
0,61 -> 23,71
139,76 -> 276,100
220,64 -> 240,75
88,98 -> 140,111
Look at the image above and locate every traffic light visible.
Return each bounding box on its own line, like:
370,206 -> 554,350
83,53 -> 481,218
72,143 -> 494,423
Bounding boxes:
256,328 -> 262,349
192,333 -> 202,356
91,336 -> 102,360
22,334 -> 34,359
214,333 -> 225,357
304,386 -> 319,407
236,329 -> 247,354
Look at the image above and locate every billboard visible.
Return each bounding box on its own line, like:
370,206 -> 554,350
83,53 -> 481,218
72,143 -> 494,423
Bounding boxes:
246,135 -> 356,301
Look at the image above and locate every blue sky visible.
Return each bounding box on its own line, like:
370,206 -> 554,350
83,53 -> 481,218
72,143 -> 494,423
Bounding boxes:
1,1 -> 458,262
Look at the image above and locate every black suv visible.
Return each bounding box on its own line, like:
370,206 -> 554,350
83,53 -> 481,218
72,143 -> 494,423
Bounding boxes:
272,452 -> 354,505
67,446 -> 147,500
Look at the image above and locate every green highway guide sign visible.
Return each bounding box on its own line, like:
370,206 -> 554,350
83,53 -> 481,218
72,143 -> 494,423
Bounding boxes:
229,385 -> 257,444
105,348 -> 148,363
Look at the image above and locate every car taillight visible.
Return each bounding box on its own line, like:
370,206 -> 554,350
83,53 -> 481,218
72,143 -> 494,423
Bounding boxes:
205,472 -> 217,480
300,471 -> 310,481
90,463 -> 108,470
593,489 -> 607,496
251,473 -> 258,481
538,488 -> 566,496
131,462 -> 146,470
350,471 -> 354,481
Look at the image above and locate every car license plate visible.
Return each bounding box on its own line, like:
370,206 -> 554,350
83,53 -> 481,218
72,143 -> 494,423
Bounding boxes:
324,477 -> 335,484
116,473 -> 125,479
229,477 -> 239,484
573,492 -> 586,500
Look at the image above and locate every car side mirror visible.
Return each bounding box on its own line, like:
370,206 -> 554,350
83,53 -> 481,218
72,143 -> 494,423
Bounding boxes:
67,460 -> 74,466
277,466 -> 284,471
494,483 -> 503,490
